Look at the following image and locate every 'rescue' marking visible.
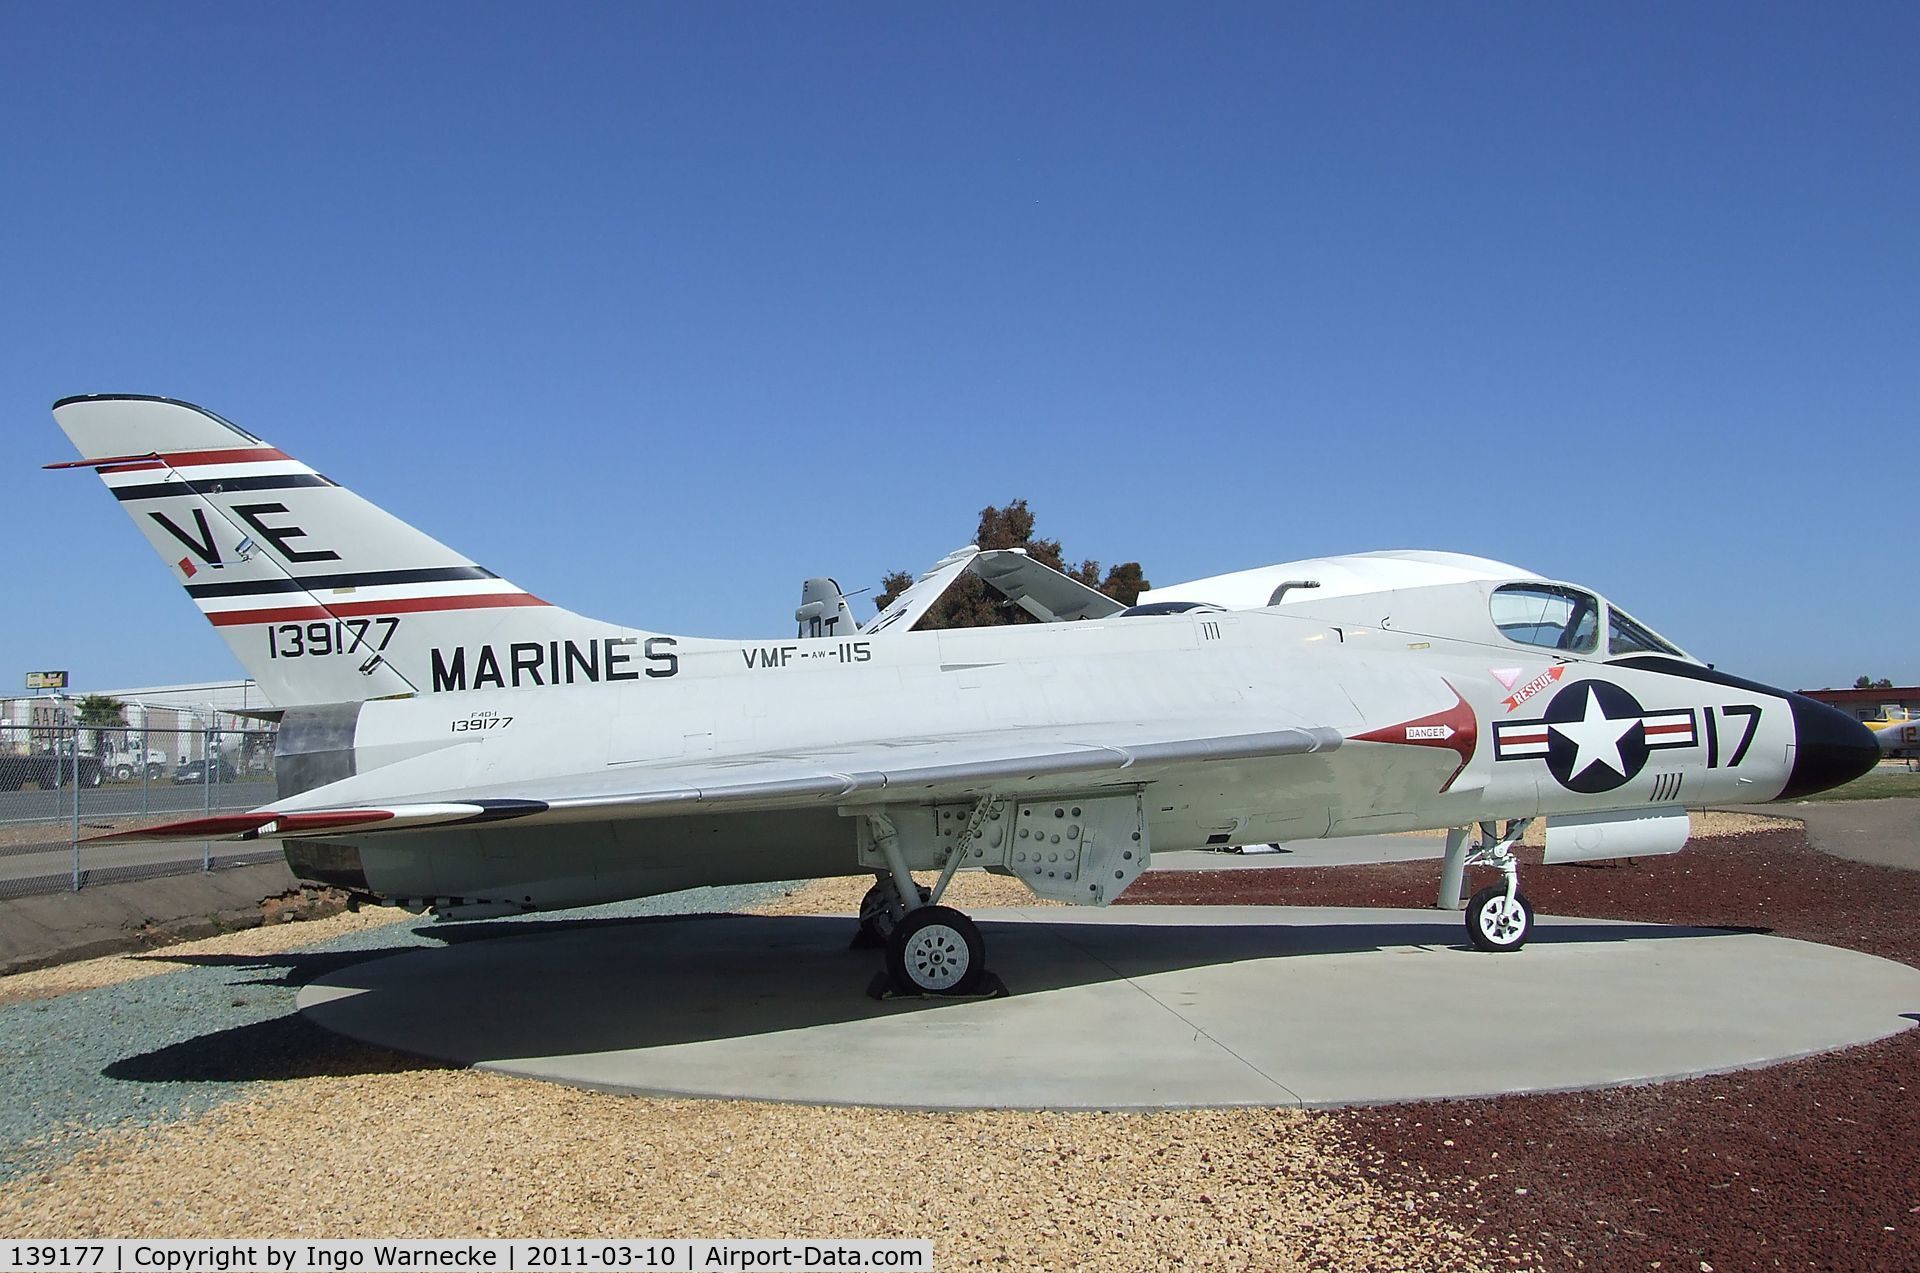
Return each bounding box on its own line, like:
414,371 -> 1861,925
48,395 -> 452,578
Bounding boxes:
1501,665 -> 1565,712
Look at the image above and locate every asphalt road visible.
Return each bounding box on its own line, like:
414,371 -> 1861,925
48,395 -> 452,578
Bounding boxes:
0,778 -> 279,894
1788,797 -> 1920,870
0,777 -> 275,824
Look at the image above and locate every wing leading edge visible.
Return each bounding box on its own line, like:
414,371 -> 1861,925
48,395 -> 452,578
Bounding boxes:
97,724 -> 1343,843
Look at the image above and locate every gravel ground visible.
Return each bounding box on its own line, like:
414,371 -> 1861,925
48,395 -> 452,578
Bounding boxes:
0,1078 -> 1490,1271
0,870 -> 1491,1271
0,882 -> 790,1185
0,907 -> 409,1006
4,815 -> 1914,1270
0,875 -> 1497,1273
1125,824 -> 1920,1271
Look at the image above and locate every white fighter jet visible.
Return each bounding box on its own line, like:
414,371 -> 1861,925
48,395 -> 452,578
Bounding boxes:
53,395 -> 1882,996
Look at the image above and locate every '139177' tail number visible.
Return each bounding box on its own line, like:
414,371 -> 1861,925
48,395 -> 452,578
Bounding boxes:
267,617 -> 398,659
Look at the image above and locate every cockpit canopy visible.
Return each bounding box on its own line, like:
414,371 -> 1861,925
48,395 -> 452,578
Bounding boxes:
1131,551 -> 1692,663
1489,582 -> 1683,659
1118,600 -> 1223,618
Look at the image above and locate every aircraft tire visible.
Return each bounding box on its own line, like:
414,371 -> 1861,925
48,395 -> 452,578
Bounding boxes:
857,882 -> 892,941
886,905 -> 985,996
1466,885 -> 1533,953
858,881 -> 932,943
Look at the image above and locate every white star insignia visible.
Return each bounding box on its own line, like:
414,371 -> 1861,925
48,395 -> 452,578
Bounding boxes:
1549,686 -> 1637,778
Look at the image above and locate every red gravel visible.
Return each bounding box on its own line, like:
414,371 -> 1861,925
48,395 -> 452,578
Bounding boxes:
1121,828 -> 1920,1271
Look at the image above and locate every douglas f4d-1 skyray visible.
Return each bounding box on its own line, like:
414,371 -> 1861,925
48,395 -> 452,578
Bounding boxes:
52,395 -> 1886,996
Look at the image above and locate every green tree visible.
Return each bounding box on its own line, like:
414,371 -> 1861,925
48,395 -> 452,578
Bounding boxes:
74,694 -> 127,759
874,570 -> 916,612
1855,676 -> 1896,690
875,500 -> 1149,628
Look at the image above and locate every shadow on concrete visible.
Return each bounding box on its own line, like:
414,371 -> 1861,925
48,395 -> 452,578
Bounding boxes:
286,911 -> 1744,1067
100,909 -> 1769,1088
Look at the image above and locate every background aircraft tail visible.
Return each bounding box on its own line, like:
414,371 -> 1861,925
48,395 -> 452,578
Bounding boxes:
50,395 -> 640,707
795,578 -> 859,639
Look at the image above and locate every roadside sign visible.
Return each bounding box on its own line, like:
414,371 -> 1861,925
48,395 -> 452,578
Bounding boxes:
25,671 -> 69,690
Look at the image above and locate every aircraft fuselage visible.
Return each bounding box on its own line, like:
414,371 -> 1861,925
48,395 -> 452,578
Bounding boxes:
277,603 -> 1859,912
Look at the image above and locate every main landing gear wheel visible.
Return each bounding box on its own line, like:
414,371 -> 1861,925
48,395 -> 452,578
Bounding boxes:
853,881 -> 931,949
1466,885 -> 1534,952
886,905 -> 986,996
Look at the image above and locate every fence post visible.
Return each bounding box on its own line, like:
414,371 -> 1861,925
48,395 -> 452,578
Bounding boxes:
140,720 -> 151,814
70,722 -> 82,892
202,726 -> 214,872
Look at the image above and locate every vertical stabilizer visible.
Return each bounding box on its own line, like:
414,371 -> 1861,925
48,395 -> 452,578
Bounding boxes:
50,395 -> 643,705
795,578 -> 859,639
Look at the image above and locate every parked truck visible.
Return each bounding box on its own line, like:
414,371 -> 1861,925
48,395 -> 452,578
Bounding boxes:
0,699 -> 104,790
0,733 -> 103,789
103,745 -> 169,782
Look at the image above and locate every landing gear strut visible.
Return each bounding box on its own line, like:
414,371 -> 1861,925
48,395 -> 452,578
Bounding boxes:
1451,818 -> 1536,953
852,877 -> 928,949
861,801 -> 1006,997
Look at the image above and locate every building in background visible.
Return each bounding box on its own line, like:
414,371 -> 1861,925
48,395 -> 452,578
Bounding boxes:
0,679 -> 275,779
1799,686 -> 1920,724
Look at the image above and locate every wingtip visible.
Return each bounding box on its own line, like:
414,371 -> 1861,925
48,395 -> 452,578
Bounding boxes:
85,812 -> 279,844
54,393 -> 196,412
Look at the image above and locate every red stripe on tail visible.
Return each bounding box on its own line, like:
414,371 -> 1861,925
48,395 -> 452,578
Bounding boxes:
205,592 -> 550,627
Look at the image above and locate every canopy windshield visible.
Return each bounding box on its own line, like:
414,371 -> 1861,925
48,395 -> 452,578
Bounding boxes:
1606,606 -> 1682,657
1489,584 -> 1600,653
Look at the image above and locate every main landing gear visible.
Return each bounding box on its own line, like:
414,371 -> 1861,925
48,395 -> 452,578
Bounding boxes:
887,905 -> 987,994
858,803 -> 1006,998
1443,818 -> 1537,953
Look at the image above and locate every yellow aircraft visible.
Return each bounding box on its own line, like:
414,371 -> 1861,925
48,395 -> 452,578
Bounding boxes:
1863,706 -> 1918,763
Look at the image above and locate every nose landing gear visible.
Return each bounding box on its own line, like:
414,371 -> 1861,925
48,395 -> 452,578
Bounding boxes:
1466,884 -> 1535,952
1447,818 -> 1536,953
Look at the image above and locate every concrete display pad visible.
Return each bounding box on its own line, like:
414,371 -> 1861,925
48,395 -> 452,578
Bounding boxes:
298,906 -> 1920,1110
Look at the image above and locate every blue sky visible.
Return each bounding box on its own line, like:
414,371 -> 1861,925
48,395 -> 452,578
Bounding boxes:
3,3 -> 1914,692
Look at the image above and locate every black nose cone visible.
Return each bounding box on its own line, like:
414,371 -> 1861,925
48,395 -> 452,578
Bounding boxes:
1777,695 -> 1882,801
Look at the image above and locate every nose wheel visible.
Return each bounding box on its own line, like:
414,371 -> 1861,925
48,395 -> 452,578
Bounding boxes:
1447,818 -> 1537,952
1465,884 -> 1534,952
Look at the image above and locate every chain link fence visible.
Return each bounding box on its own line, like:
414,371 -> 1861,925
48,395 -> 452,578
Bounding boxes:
0,723 -> 283,899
